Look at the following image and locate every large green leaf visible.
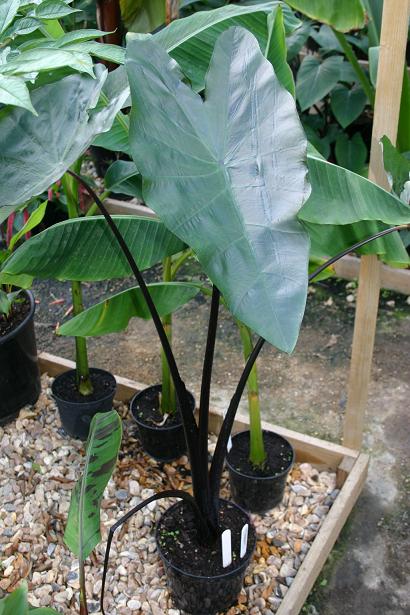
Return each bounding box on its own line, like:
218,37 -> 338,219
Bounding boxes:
330,83 -> 367,128
300,154 -> 410,226
64,411 -> 122,559
285,0 -> 365,32
151,2 -> 300,91
58,282 -> 202,337
126,28 -> 310,353
286,18 -> 311,60
296,55 -> 343,111
35,0 -> 81,19
0,66 -> 128,208
1,216 -> 186,285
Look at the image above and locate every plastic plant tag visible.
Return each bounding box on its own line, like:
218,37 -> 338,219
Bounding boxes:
221,529 -> 232,568
240,523 -> 249,558
223,408 -> 233,452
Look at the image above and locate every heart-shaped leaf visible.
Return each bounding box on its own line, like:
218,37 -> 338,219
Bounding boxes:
296,54 -> 343,111
330,83 -> 368,128
126,28 -> 310,352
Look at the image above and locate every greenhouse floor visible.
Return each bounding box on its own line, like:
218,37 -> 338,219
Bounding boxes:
33,273 -> 410,615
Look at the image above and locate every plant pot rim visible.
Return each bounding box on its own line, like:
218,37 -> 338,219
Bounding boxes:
155,498 -> 255,581
226,429 -> 295,481
0,289 -> 35,346
51,367 -> 116,406
130,384 -> 195,433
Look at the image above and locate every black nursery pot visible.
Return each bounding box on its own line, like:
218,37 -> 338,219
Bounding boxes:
226,430 -> 295,515
130,384 -> 195,462
0,291 -> 41,425
52,368 -> 116,440
156,499 -> 256,615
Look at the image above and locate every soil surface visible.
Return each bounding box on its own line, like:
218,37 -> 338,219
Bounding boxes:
157,499 -> 253,577
52,368 -> 116,404
227,431 -> 293,478
0,293 -> 30,337
132,385 -> 183,428
32,262 -> 410,615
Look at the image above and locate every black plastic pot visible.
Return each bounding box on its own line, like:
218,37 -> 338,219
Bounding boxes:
130,384 -> 195,462
52,368 -> 116,440
0,291 -> 41,425
226,430 -> 295,515
156,499 -> 256,615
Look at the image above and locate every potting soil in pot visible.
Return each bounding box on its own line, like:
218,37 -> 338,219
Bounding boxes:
0,375 -> 339,614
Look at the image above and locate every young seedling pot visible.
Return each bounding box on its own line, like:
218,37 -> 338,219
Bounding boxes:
226,430 -> 295,515
52,368 -> 116,440
156,499 -> 256,615
130,384 -> 195,462
0,290 -> 41,425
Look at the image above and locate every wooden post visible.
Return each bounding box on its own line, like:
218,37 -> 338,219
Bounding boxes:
344,0 -> 410,450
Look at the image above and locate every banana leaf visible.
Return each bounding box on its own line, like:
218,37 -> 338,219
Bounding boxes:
58,282 -> 202,337
64,410 -> 122,559
1,216 -> 186,286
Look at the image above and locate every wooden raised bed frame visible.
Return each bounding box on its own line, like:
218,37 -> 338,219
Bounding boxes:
38,351 -> 369,615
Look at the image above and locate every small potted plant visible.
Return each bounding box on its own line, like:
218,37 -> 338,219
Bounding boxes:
0,204 -> 45,424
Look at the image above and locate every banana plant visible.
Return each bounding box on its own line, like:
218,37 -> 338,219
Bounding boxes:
64,410 -> 122,615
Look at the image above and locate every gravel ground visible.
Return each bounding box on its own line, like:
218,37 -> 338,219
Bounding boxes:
0,376 -> 338,614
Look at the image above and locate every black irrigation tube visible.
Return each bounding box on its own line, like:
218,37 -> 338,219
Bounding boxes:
100,489 -> 206,615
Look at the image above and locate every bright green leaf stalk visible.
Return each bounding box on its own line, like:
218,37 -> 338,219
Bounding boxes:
159,249 -> 194,415
236,320 -> 266,468
160,256 -> 176,415
61,170 -> 93,397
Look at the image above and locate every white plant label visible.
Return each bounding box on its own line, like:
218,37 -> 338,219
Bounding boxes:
221,529 -> 232,568
227,435 -> 233,452
240,523 -> 249,558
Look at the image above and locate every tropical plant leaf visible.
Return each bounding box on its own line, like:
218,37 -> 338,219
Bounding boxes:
381,135 -> 410,196
35,0 -> 81,19
105,160 -> 142,198
286,19 -> 311,60
0,48 -> 95,77
64,410 -> 122,559
0,74 -> 37,114
285,0 -> 365,32
335,132 -> 367,173
55,29 -> 110,46
265,5 -> 294,96
300,154 -> 410,226
296,55 -> 343,111
309,24 -> 342,53
306,219 -> 410,265
8,201 -> 48,252
330,83 -> 367,128
1,216 -> 186,285
126,28 -> 310,353
151,2 -> 301,91
58,282 -> 202,337
0,0 -> 19,35
0,66 -> 128,208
